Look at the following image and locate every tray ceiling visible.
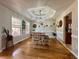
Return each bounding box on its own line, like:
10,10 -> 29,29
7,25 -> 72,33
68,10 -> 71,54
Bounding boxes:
27,6 -> 56,20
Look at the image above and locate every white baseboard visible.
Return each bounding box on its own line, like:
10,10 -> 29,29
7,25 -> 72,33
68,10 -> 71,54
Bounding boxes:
14,36 -> 30,45
57,38 -> 78,58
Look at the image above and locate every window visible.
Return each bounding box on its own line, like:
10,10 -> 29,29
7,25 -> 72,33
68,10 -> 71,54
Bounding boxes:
25,21 -> 30,34
12,17 -> 21,36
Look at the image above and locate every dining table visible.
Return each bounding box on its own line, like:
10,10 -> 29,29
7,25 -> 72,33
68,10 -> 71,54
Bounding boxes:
31,32 -> 49,46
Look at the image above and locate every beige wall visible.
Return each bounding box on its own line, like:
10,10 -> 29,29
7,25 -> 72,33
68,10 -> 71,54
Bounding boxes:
56,0 -> 78,56
0,4 -> 30,52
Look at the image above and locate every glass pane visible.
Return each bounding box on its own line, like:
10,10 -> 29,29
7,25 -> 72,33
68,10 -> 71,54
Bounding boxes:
12,17 -> 21,26
26,22 -> 30,34
12,28 -> 20,36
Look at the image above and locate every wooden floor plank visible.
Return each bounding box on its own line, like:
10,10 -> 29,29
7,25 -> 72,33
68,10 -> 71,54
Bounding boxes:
0,38 -> 76,59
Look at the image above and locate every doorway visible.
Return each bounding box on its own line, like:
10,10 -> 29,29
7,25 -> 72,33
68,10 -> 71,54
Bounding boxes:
64,12 -> 72,44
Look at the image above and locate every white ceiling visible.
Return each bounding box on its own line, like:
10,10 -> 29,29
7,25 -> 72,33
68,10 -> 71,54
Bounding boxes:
0,0 -> 75,20
27,6 -> 56,20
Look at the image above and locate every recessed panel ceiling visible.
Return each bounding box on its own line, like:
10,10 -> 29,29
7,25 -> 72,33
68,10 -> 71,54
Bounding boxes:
0,0 -> 75,20
27,6 -> 56,20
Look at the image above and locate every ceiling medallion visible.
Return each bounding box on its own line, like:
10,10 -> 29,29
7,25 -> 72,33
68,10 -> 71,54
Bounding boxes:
27,6 -> 56,20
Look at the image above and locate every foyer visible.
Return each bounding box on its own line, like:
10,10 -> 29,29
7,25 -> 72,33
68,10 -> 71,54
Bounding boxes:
0,0 -> 78,59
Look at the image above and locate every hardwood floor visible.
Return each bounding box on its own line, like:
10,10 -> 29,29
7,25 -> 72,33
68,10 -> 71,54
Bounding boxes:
0,38 -> 76,59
